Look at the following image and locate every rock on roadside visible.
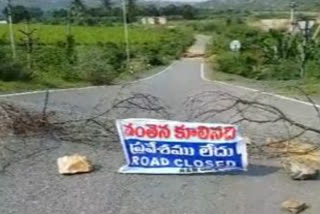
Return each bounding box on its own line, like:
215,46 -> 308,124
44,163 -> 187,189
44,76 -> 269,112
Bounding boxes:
281,199 -> 308,214
57,154 -> 94,175
282,158 -> 319,180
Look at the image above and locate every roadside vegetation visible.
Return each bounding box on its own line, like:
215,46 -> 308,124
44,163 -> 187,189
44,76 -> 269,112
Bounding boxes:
0,25 -> 192,91
0,0 -> 194,92
0,0 -> 319,94
197,18 -> 320,94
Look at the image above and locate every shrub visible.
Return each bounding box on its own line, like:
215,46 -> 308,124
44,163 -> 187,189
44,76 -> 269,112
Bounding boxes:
217,53 -> 251,76
101,42 -> 126,70
0,62 -> 32,82
77,48 -> 118,85
210,18 -> 320,82
33,46 -> 67,73
84,63 -> 117,85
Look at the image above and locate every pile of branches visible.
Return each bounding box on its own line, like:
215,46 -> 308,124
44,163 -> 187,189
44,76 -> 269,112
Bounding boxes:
53,93 -> 170,149
0,92 -> 170,172
1,88 -> 319,172
186,90 -> 320,157
0,102 -> 55,137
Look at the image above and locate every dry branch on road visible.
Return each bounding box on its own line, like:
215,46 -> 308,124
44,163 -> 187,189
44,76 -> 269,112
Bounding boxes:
0,92 -> 170,173
186,90 -> 320,158
1,86 -> 320,173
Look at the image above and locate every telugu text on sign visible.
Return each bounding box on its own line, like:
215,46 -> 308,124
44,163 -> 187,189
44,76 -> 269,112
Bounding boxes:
116,119 -> 248,174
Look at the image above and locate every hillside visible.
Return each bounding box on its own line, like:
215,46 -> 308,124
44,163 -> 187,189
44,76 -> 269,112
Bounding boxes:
0,0 -> 319,12
0,0 -> 108,11
199,0 -> 320,11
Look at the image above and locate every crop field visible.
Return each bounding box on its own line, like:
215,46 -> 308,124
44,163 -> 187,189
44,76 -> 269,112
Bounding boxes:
0,23 -> 193,92
0,24 -> 182,45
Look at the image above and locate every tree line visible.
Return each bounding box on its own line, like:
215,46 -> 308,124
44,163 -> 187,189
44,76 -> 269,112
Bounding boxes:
2,0 -> 199,25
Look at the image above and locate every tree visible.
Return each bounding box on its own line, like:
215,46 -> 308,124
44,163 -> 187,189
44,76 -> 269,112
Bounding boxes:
19,25 -> 37,68
3,5 -> 30,23
71,0 -> 86,11
127,0 -> 137,23
27,7 -> 44,20
70,0 -> 87,25
70,0 -> 87,19
87,8 -> 105,17
3,6 -> 43,23
52,9 -> 68,18
161,4 -> 178,16
101,0 -> 112,11
181,5 -> 196,20
143,5 -> 160,16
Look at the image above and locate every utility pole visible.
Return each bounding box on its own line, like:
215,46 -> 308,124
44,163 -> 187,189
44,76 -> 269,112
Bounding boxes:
7,0 -> 16,59
289,1 -> 297,33
66,0 -> 73,36
121,0 -> 131,71
67,7 -> 71,36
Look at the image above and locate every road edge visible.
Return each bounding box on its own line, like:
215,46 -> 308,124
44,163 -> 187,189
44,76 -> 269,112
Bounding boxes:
200,61 -> 320,108
0,62 -> 175,98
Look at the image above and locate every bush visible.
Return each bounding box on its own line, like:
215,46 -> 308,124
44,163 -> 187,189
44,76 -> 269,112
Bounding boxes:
0,62 -> 32,82
33,46 -> 67,73
77,48 -> 119,85
127,58 -> 149,73
101,42 -> 126,70
305,60 -> 320,79
84,63 -> 117,85
210,18 -> 320,81
217,53 -> 251,76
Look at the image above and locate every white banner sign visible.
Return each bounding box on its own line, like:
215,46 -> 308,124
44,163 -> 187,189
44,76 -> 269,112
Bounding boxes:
116,119 -> 248,174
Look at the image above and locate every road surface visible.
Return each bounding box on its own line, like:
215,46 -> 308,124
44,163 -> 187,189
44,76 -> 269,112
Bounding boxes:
0,35 -> 319,214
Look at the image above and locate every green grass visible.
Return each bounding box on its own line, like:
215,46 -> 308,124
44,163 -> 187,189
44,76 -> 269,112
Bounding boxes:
0,23 -> 194,93
208,64 -> 320,96
0,24 -> 179,45
0,77 -> 91,93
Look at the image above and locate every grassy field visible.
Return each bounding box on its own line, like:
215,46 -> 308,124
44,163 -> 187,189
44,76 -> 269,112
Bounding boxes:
0,24 -> 181,45
0,23 -> 193,92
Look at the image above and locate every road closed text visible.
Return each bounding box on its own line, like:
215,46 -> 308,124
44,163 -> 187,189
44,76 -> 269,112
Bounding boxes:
130,155 -> 237,168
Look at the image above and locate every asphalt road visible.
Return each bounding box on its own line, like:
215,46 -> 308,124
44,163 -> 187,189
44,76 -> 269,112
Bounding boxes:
0,35 -> 319,214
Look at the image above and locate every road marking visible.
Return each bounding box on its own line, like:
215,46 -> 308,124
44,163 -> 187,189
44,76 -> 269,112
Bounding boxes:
0,63 -> 175,98
200,62 -> 320,108
0,86 -> 105,98
128,62 -> 175,84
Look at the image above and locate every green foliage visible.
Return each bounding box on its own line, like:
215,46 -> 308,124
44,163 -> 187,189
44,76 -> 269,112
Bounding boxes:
127,0 -> 138,23
0,45 -> 32,82
3,6 -> 44,23
101,42 -> 126,70
180,5 -> 196,20
32,46 -> 67,74
66,35 -> 77,64
209,19 -> 320,81
0,24 -> 186,45
0,62 -> 32,82
0,24 -> 192,89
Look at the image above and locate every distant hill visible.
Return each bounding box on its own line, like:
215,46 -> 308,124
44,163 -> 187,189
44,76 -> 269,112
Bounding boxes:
199,0 -> 320,11
0,0 -> 318,12
0,0 -> 101,11
0,0 -> 194,14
